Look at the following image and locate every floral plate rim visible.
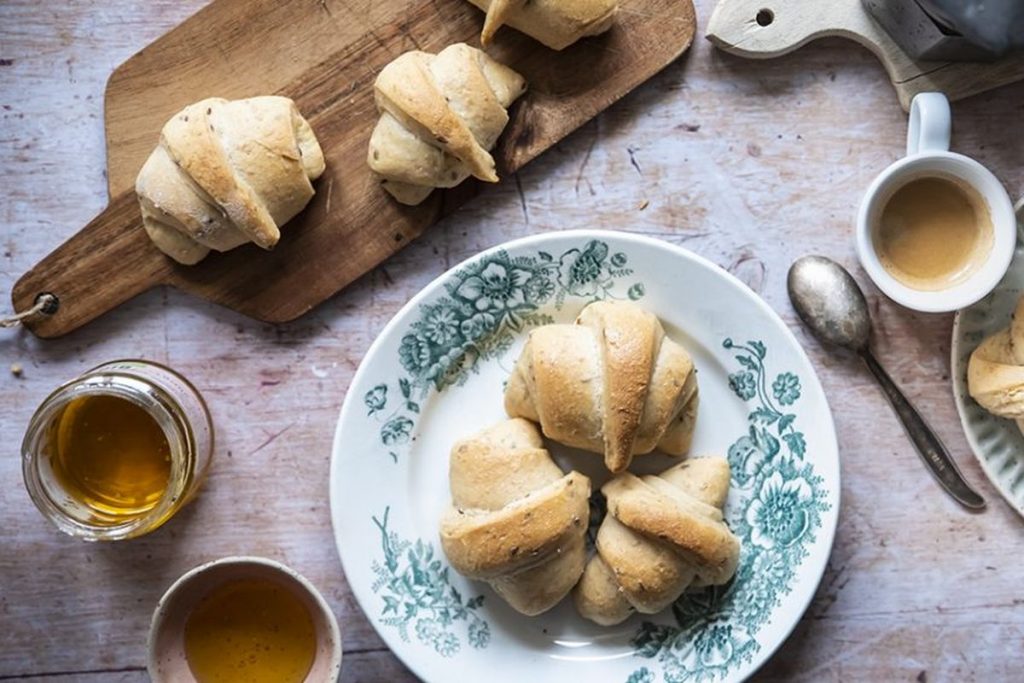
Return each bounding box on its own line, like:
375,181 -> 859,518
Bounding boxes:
330,229 -> 841,682
950,199 -> 1024,517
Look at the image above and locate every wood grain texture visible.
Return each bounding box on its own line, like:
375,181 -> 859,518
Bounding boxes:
706,0 -> 1024,111
12,190 -> 171,338
10,0 -> 696,338
2,0 -> 1024,681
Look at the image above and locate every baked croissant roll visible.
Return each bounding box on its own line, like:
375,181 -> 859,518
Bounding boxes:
505,301 -> 699,473
574,457 -> 740,626
439,419 -> 590,616
367,43 -> 526,206
467,0 -> 618,50
968,295 -> 1024,432
135,96 -> 325,265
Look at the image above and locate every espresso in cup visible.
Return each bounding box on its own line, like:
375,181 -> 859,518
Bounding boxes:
855,92 -> 1015,313
873,175 -> 993,292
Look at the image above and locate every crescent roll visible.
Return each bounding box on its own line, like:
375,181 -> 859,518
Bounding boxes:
367,43 -> 526,206
467,0 -> 618,50
505,301 -> 699,473
439,419 -> 590,615
968,295 -> 1024,433
574,457 -> 740,625
135,96 -> 325,265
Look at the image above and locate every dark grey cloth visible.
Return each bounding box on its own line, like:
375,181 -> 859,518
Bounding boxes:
919,0 -> 1024,54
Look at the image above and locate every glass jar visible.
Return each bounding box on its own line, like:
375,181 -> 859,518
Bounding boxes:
22,360 -> 214,541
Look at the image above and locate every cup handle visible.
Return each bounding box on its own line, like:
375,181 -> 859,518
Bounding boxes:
907,92 -> 951,156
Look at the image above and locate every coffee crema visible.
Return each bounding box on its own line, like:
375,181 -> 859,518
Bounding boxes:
874,176 -> 993,292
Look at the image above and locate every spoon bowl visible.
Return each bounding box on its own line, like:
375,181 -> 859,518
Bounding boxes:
787,256 -> 872,352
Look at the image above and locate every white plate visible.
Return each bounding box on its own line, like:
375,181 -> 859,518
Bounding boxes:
331,231 -> 840,683
951,200 -> 1024,517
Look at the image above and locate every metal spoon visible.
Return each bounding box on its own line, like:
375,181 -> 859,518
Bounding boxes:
787,255 -> 985,510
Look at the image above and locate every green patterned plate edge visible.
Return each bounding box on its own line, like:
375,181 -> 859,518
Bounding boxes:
950,199 -> 1024,517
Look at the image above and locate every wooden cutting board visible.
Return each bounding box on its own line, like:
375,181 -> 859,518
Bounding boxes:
706,0 -> 1024,111
12,0 -> 696,338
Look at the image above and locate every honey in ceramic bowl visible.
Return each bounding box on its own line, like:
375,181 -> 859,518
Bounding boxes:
184,577 -> 317,682
148,557 -> 342,683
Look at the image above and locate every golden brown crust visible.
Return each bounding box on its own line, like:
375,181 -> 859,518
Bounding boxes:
504,301 -> 699,472
161,101 -> 274,250
490,532 -> 587,616
451,445 -> 560,509
595,514 -> 696,614
574,456 -> 740,625
480,0 -> 526,45
439,470 -> 589,578
449,418 -> 562,510
135,96 -> 323,264
521,326 -> 603,452
659,458 -> 732,509
369,43 -> 526,205
657,387 -> 699,456
605,474 -> 738,584
573,553 -> 633,626
373,50 -> 496,183
468,0 -> 618,50
579,302 -> 661,472
439,419 -> 590,615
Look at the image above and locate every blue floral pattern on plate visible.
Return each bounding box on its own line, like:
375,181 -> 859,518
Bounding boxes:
364,240 -> 644,463
370,507 -> 490,657
335,233 -> 839,683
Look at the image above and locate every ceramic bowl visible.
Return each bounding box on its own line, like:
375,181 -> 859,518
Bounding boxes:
148,556 -> 342,682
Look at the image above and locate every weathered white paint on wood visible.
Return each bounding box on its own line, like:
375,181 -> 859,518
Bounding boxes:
1,0 -> 1023,681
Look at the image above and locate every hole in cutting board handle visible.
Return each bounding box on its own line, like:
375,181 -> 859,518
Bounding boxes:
35,292 -> 60,316
756,8 -> 774,27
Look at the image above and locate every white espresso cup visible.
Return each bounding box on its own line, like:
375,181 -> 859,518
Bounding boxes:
855,92 -> 1016,313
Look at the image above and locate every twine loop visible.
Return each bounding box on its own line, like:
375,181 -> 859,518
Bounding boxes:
0,293 -> 58,328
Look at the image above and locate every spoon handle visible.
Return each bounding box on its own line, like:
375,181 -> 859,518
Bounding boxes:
860,350 -> 986,510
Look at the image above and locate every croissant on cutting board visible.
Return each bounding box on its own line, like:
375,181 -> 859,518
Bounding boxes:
467,0 -> 618,50
575,457 -> 740,626
968,294 -> 1024,431
135,96 -> 325,265
439,419 -> 590,615
505,301 -> 699,473
367,43 -> 526,206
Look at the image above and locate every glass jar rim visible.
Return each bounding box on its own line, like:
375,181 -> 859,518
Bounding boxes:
21,364 -> 197,541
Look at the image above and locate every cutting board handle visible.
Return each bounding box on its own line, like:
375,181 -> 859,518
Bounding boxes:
706,0 -> 1024,111
11,190 -> 172,338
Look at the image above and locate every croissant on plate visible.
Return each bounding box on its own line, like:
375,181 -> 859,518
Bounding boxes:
574,457 -> 740,626
968,295 -> 1024,432
438,419 -> 590,615
466,0 -> 618,50
135,96 -> 325,265
367,43 -> 527,206
505,301 -> 699,473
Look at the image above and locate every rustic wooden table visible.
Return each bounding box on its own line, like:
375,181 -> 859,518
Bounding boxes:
2,1 -> 1023,681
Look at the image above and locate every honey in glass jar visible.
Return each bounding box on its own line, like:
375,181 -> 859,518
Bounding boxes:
22,360 -> 213,541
